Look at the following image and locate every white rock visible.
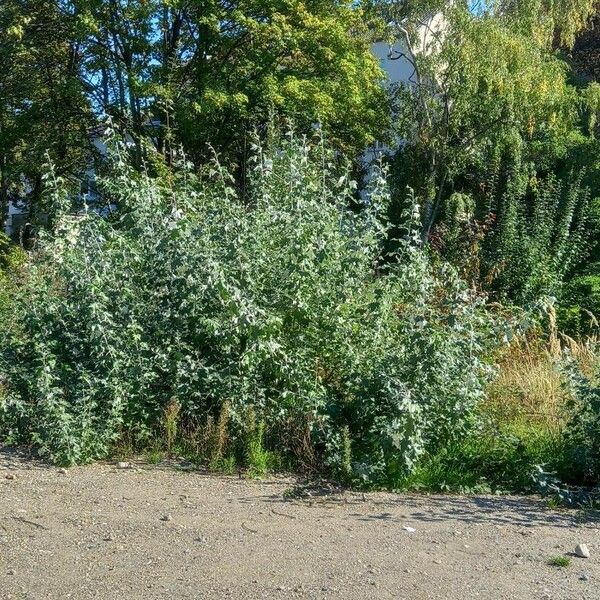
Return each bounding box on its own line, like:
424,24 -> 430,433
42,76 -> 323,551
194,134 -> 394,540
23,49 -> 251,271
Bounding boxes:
575,544 -> 590,559
402,526 -> 416,533
116,461 -> 130,469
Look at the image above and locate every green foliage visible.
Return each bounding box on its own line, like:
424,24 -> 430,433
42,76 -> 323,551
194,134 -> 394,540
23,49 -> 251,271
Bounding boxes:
339,425 -> 353,484
547,555 -> 571,568
399,421 -> 562,494
207,401 -> 232,471
372,0 -> 596,49
483,172 -> 592,305
562,352 -> 600,486
1,0 -> 598,495
0,135 -> 497,482
163,398 -> 180,456
382,2 -> 583,236
559,269 -> 600,335
399,339 -> 600,497
490,0 -> 596,48
241,406 -> 270,477
0,232 -> 11,264
579,82 -> 600,136
145,445 -> 165,465
378,2 -> 598,324
0,234 -> 25,337
58,0 -> 386,160
556,196 -> 600,334
0,0 -> 93,227
1,0 -> 387,226
167,0 -> 388,161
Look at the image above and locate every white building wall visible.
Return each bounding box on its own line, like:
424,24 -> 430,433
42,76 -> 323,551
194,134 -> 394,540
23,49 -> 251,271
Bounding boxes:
363,13 -> 447,169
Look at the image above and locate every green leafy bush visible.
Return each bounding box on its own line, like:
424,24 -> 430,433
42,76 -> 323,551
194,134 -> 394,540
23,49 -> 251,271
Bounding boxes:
561,351 -> 600,486
559,269 -> 600,335
0,135 -> 498,484
0,234 -> 25,342
0,233 -> 24,312
484,171 -> 591,305
0,233 -> 26,422
401,420 -> 565,494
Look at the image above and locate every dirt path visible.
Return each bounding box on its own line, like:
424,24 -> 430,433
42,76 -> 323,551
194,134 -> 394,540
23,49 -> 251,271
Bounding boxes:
1,451 -> 598,600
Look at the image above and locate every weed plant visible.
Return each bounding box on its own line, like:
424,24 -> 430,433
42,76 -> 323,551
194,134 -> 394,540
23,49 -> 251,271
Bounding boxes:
0,133 -> 498,486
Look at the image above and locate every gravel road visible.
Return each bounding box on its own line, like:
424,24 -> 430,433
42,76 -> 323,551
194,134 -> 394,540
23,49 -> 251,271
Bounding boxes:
1,450 -> 598,599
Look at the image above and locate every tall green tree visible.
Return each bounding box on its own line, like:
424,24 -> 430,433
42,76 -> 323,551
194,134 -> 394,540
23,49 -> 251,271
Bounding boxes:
1,0 -> 387,225
367,0 -> 600,315
174,0 -> 388,164
72,0 -> 388,165
375,0 -> 592,235
0,0 -> 92,230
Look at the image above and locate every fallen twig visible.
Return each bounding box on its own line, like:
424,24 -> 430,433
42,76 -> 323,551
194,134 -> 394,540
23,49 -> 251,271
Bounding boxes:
271,508 -> 296,520
241,522 -> 258,533
12,516 -> 48,530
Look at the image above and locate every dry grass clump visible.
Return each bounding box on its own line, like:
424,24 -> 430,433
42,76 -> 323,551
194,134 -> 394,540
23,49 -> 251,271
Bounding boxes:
486,315 -> 599,431
486,337 -> 567,429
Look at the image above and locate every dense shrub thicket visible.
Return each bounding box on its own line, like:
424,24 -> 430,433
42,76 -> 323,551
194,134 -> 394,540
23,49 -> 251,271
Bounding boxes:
0,1 -> 599,499
562,354 -> 600,486
405,336 -> 600,497
0,137 -> 498,481
482,172 -> 592,306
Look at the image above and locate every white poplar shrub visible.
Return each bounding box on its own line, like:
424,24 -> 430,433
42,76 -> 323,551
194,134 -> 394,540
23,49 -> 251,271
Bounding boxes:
0,133 -> 498,483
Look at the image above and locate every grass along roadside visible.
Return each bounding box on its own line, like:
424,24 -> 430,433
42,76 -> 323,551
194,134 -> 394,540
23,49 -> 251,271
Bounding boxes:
104,332 -> 599,501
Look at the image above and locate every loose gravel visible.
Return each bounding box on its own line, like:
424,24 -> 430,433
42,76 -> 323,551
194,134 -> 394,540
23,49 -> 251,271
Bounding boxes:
1,450 -> 598,599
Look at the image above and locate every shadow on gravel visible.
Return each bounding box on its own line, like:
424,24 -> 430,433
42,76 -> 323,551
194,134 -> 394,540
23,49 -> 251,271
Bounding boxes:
384,495 -> 599,528
4,449 -> 598,530
0,446 -> 55,472
238,482 -> 600,529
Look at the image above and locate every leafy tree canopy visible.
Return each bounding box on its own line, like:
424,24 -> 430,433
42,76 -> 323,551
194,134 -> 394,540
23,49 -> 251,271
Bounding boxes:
0,0 -> 93,220
371,0 -> 595,232
71,0 -> 388,162
0,0 -> 388,227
